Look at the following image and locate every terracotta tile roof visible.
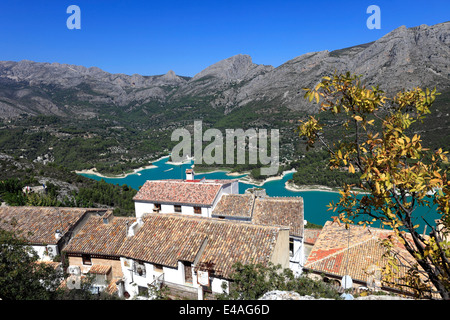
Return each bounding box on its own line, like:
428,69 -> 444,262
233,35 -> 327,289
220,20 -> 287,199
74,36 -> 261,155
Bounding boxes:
304,228 -> 322,245
62,212 -> 283,279
105,279 -> 118,295
212,194 -> 255,218
252,197 -> 304,238
212,194 -> 304,238
133,180 -> 223,206
305,221 -> 415,286
119,213 -> 284,278
0,206 -> 90,245
306,238 -> 390,281
89,264 -> 112,275
63,215 -> 135,256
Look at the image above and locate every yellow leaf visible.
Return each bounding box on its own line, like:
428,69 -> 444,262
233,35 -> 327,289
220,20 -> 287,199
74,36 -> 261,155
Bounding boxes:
348,163 -> 355,174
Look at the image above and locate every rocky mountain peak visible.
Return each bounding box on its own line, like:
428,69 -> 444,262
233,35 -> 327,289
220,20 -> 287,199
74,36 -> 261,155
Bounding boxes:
192,54 -> 261,81
161,69 -> 179,82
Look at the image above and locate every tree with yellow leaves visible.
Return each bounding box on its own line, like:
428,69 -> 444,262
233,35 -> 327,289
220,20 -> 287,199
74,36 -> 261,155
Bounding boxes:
297,72 -> 449,299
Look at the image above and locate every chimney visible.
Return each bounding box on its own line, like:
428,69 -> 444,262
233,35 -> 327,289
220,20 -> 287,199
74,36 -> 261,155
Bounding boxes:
101,210 -> 114,224
55,229 -> 62,241
127,217 -> 145,237
186,168 -> 194,180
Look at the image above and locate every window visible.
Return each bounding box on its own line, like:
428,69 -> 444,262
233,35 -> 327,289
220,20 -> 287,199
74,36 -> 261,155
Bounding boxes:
194,206 -> 201,214
134,261 -> 146,277
94,274 -> 107,286
153,264 -> 163,273
289,239 -> 294,257
174,205 -> 182,213
153,203 -> 161,212
82,254 -> 92,265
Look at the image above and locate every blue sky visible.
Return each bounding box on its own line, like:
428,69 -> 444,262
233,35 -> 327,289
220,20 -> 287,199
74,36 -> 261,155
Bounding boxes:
0,0 -> 449,77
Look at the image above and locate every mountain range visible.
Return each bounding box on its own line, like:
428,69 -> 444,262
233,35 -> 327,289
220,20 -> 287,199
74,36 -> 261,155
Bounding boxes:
0,21 -> 449,119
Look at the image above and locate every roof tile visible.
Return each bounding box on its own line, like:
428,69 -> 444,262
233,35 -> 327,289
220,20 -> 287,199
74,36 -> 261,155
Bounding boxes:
133,180 -> 223,206
0,206 -> 92,245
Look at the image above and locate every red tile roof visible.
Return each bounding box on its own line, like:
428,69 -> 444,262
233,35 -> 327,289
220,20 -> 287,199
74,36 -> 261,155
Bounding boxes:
304,228 -> 322,245
305,221 -> 416,286
0,206 -> 91,245
212,194 -> 254,218
63,215 -> 135,256
89,264 -> 112,275
212,194 -> 304,238
252,197 -> 304,238
64,212 -> 285,279
133,180 -> 224,206
119,213 -> 284,278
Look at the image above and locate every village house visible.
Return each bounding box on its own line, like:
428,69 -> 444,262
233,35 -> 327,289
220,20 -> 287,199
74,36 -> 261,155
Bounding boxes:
303,219 -> 421,296
63,211 -> 290,299
132,170 -> 306,276
62,211 -> 135,294
133,170 -> 239,219
211,191 -> 305,275
0,206 -> 101,261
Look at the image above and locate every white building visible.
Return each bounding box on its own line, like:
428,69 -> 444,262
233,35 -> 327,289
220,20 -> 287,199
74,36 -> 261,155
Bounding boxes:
133,169 -> 239,219
118,213 -> 289,299
132,170 -> 306,276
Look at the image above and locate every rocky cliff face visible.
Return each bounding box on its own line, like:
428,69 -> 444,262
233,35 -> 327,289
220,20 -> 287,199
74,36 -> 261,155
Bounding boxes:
0,60 -> 188,118
0,21 -> 449,119
234,22 -> 450,113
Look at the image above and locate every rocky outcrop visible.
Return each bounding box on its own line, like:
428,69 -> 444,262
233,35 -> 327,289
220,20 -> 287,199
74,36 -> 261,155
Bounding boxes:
258,290 -> 413,300
259,290 -> 333,300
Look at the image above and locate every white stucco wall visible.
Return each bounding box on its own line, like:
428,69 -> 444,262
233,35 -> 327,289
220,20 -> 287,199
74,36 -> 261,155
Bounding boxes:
135,201 -> 211,218
134,181 -> 238,219
289,237 -> 305,275
119,257 -> 228,299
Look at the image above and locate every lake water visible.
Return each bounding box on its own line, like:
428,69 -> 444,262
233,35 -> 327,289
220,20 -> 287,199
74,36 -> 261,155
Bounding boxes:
79,156 -> 440,231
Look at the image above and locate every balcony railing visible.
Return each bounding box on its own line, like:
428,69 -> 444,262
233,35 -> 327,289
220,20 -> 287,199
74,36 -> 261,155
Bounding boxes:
150,273 -> 165,289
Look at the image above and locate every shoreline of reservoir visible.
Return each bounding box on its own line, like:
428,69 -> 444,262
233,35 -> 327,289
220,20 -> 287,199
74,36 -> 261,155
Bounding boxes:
75,157 -> 334,193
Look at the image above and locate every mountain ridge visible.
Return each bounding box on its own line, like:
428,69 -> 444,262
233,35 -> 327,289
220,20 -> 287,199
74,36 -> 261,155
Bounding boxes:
1,21 -> 449,119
